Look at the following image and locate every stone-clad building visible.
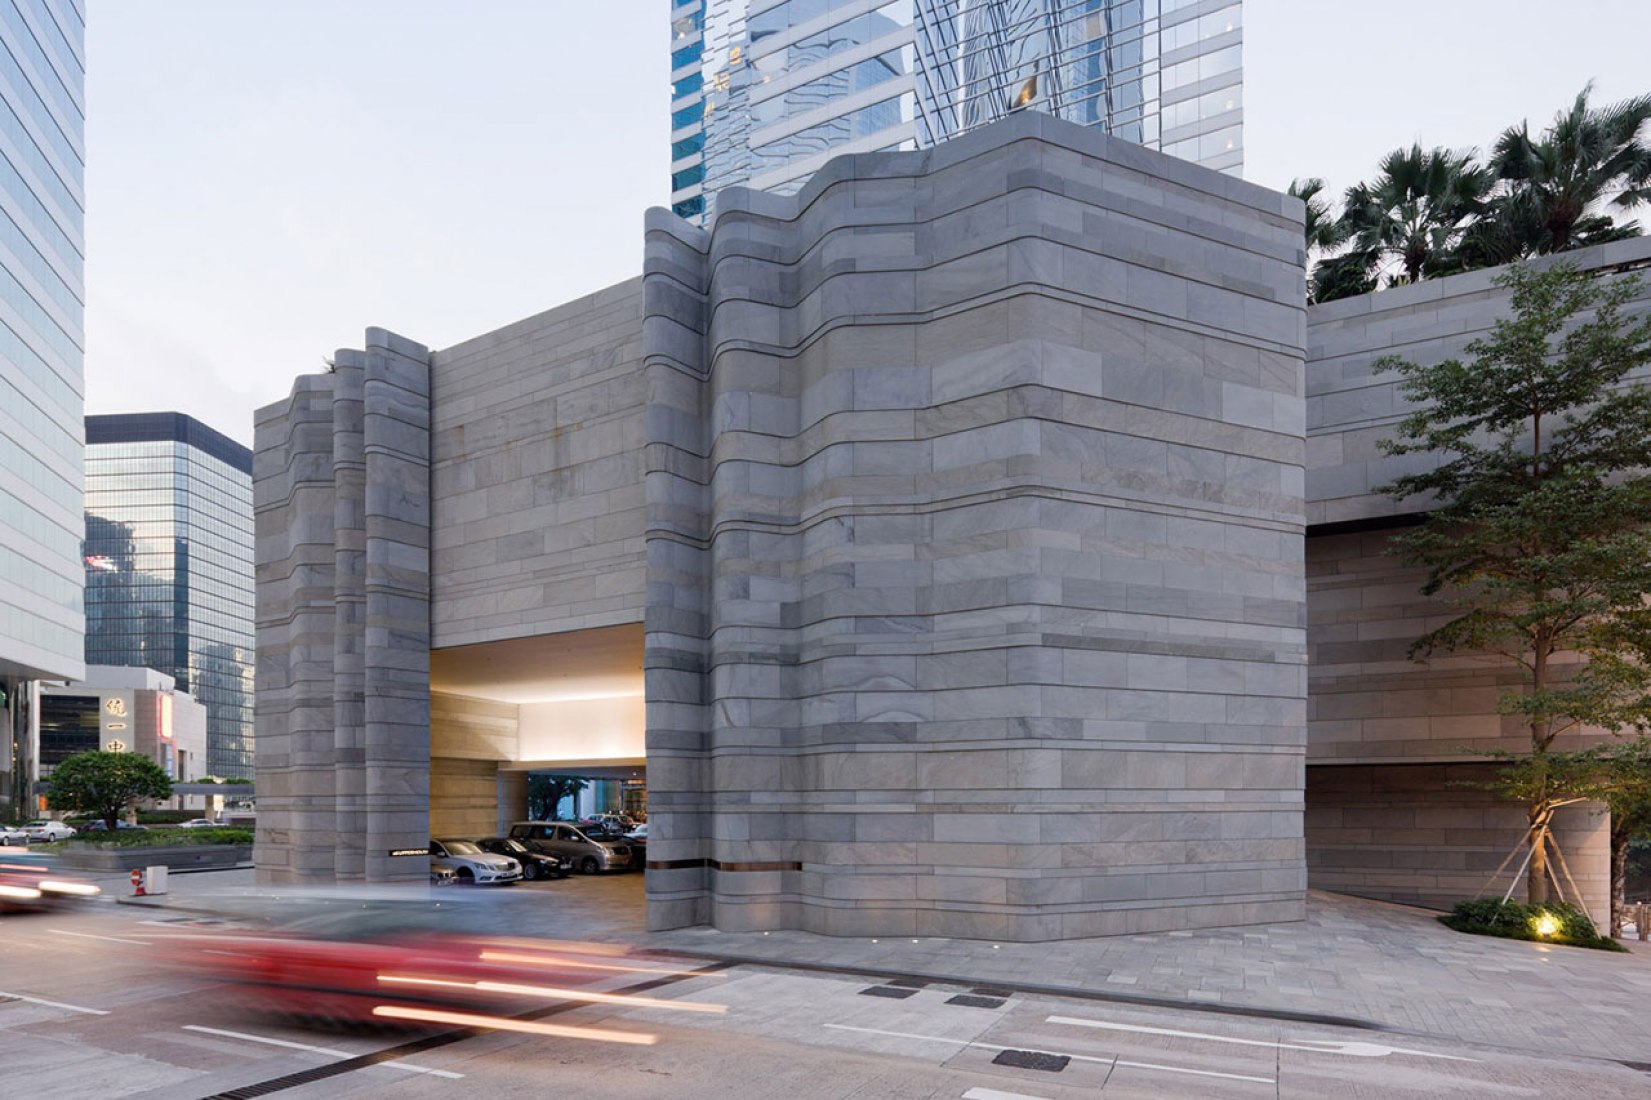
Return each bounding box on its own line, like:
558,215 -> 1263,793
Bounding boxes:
256,110 -> 1648,937
258,113 -> 1311,939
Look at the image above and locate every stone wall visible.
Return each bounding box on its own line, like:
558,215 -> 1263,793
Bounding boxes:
644,112 -> 1309,940
429,281 -> 648,648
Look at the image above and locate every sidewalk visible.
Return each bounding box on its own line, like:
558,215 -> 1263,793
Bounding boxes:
115,869 -> 1651,1062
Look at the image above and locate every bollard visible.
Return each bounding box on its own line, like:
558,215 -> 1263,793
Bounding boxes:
1639,903 -> 1649,942
130,867 -> 144,897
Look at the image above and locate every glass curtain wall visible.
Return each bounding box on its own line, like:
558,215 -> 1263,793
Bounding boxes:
83,418 -> 255,778
669,0 -> 1242,226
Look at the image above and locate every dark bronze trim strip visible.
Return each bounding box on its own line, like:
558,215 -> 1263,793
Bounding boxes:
643,858 -> 802,873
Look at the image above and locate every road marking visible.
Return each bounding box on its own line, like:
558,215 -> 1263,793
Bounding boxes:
182,1026 -> 464,1079
49,929 -> 150,946
964,1088 -> 1053,1100
1046,1016 -> 1480,1062
823,1023 -> 1273,1085
0,990 -> 109,1015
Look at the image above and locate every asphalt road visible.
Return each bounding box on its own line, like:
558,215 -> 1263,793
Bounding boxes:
1,887 -> 1647,1099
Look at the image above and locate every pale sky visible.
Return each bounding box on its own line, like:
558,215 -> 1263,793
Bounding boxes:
84,1 -> 1650,447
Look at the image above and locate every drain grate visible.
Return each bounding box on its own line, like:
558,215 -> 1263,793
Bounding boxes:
859,985 -> 919,999
945,994 -> 1006,1009
992,1049 -> 1070,1073
971,987 -> 1013,998
887,978 -> 929,988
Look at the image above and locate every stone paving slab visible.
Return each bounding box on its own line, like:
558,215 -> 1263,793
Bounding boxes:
113,870 -> 1651,1062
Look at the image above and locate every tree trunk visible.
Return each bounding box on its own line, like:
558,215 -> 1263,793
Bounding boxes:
1527,801 -> 1552,905
1612,814 -> 1629,938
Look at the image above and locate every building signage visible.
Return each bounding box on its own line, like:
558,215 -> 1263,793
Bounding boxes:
387,848 -> 426,857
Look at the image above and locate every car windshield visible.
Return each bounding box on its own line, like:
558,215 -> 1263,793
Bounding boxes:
495,839 -> 528,854
438,841 -> 482,855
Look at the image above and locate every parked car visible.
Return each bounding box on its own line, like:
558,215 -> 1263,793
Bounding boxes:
475,836 -> 570,881
76,821 -> 149,833
178,819 -> 217,829
507,821 -> 633,874
430,864 -> 458,887
582,821 -> 645,862
0,824 -> 27,846
429,838 -> 521,886
584,812 -> 638,832
22,821 -> 75,842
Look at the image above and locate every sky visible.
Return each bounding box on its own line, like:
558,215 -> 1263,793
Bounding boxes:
84,1 -> 1651,447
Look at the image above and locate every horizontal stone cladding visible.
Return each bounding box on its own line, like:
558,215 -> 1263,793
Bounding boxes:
429,278 -> 648,648
1306,236 -> 1651,528
1307,764 -> 1608,918
645,111 -> 1309,940
254,329 -> 434,885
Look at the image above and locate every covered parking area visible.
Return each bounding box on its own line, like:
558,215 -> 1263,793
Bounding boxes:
428,623 -> 644,839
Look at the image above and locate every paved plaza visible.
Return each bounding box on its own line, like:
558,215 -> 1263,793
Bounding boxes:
120,868 -> 1651,1064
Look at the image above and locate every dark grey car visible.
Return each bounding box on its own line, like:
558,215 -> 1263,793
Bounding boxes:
507,821 -> 633,874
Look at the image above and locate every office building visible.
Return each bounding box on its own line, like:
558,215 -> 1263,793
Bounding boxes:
670,0 -> 1241,222
84,413 -> 255,778
0,0 -> 85,817
38,665 -> 206,784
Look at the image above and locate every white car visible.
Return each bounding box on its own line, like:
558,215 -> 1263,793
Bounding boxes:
0,824 -> 27,846
178,819 -> 217,829
429,838 -> 521,885
22,821 -> 74,842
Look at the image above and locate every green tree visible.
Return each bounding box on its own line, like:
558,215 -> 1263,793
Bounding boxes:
1344,144 -> 1494,286
1586,741 -> 1651,936
527,773 -> 589,821
47,751 -> 174,833
1492,83 -> 1651,255
1378,261 -> 1651,904
1288,177 -> 1349,256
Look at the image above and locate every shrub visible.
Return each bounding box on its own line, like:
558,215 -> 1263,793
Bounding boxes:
40,827 -> 254,850
1440,898 -> 1626,951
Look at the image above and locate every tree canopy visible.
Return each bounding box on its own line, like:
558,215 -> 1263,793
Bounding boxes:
47,751 -> 174,833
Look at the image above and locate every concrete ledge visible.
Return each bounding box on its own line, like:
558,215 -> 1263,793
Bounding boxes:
54,843 -> 253,872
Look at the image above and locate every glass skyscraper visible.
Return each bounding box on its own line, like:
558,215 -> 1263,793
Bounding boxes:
670,0 -> 1241,224
0,0 -> 84,817
83,413 -> 256,778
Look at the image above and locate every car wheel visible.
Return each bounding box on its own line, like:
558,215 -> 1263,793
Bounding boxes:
457,868 -> 474,885
580,856 -> 599,875
522,862 -> 538,881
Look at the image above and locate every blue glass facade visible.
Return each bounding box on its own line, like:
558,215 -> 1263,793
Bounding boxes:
83,414 -> 256,779
0,0 -> 84,815
670,0 -> 1241,224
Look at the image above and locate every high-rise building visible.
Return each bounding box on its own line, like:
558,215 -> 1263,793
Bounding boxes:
83,413 -> 255,778
670,0 -> 1241,222
0,0 -> 86,817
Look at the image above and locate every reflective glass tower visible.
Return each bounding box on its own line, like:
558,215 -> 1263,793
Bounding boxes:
83,414 -> 256,778
670,0 -> 1241,223
0,0 -> 85,817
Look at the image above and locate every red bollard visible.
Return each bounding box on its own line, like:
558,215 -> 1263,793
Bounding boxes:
130,867 -> 144,897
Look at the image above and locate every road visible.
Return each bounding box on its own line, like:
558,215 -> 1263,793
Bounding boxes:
0,888 -> 1646,1098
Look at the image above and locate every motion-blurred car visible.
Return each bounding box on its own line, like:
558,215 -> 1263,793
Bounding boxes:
153,888 -> 716,1027
474,836 -> 570,881
0,824 -> 27,846
429,839 -> 521,886
22,821 -> 74,842
508,821 -> 633,874
0,852 -> 101,911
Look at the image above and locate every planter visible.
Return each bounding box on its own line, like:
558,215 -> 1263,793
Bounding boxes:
54,843 -> 252,872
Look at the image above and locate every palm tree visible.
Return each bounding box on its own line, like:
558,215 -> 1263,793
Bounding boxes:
1342,144 -> 1493,286
1492,83 -> 1651,254
1288,177 -> 1349,256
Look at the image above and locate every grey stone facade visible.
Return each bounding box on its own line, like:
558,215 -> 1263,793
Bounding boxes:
643,113 -> 1308,939
256,114 -> 1311,939
1303,238 -> 1651,917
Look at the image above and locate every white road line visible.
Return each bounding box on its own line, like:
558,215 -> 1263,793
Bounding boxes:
49,929 -> 150,946
180,1026 -> 463,1079
822,1023 -> 1274,1085
1046,1015 -> 1480,1063
964,1087 -> 1053,1100
0,990 -> 109,1015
